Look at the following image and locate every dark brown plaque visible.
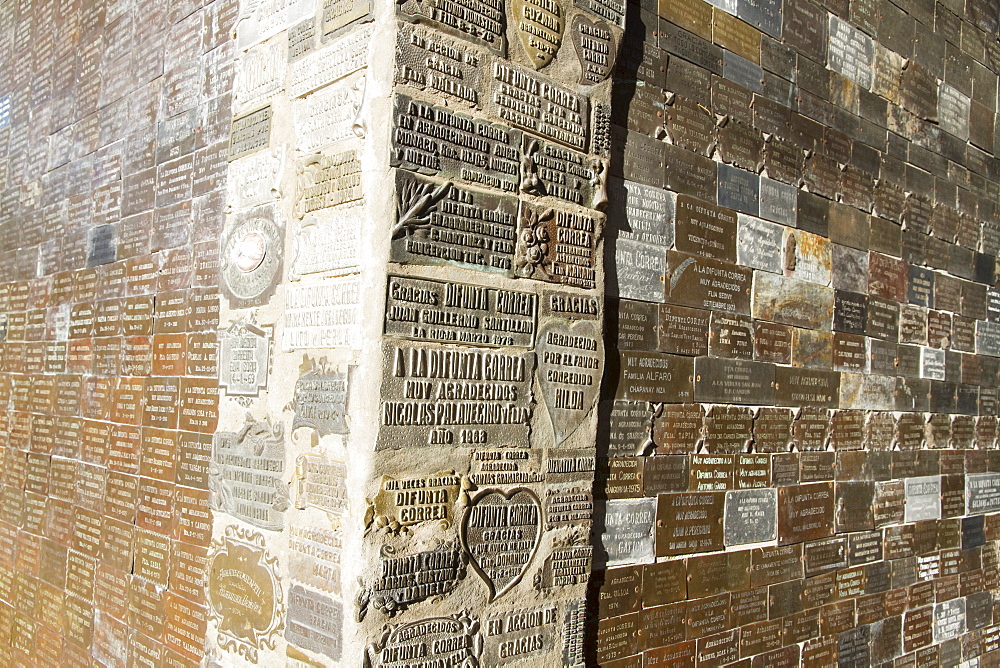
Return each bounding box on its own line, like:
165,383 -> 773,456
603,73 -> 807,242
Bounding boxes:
777,482 -> 835,545
652,404 -> 704,455
615,350 -> 695,403
656,304 -> 709,356
695,357 -> 775,405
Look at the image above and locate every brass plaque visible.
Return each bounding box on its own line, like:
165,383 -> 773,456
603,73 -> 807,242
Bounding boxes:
657,303 -> 709,356
675,195 -> 737,262
615,350 -> 694,403
777,482 -> 835,544
656,492 -> 725,556
695,357 -> 775,405
664,143 -> 718,201
652,404 -> 704,454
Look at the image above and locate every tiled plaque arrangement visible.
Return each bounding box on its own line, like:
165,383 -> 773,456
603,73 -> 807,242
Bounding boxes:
5,0 -> 1000,662
0,0 -> 235,663
599,0 -> 1000,665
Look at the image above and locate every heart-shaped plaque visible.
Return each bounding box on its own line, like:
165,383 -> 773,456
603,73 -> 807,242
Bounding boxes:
537,318 -> 603,445
572,14 -> 616,85
511,0 -> 564,69
462,489 -> 541,601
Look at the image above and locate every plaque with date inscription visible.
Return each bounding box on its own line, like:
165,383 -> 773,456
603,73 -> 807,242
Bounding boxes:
515,204 -> 599,290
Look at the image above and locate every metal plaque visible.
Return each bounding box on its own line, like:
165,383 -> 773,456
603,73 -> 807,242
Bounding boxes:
752,407 -> 792,452
392,95 -> 521,193
607,177 -> 674,246
664,143 -> 718,201
737,214 -> 783,274
657,303 -> 709,356
384,275 -> 535,348
612,239 -> 666,303
614,126 -> 665,188
709,312 -> 753,360
753,272 -> 834,330
724,489 -> 777,545
651,404 -> 704,454
489,62 -> 588,150
664,251 -> 752,314
777,482 -> 835,545
391,171 -> 517,275
716,163 -> 760,216
866,295 -> 899,341
774,367 -> 840,408
228,106 -> 272,160
603,498 -> 656,566
827,15 -> 874,89
703,407 -> 753,454
675,195 -> 737,261
656,491 -> 725,556
717,119 -> 762,172
612,299 -> 659,351
514,204 -> 599,290
615,350 -> 695,403
665,97 -> 716,157
759,177 -> 797,227
695,357 -> 775,405
754,321 -> 792,364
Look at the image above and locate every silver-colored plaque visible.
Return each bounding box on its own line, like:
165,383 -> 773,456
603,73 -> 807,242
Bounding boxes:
904,475 -> 941,522
606,177 -> 674,247
966,473 -> 1000,513
221,204 -> 283,308
611,239 -> 666,303
603,498 -> 656,566
218,322 -> 271,396
759,177 -> 797,227
724,488 -> 777,545
717,163 -> 760,215
826,15 -> 874,89
736,214 -> 782,274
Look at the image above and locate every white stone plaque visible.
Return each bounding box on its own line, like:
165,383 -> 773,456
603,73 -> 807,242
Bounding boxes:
282,276 -> 362,350
294,74 -> 365,152
289,24 -> 372,98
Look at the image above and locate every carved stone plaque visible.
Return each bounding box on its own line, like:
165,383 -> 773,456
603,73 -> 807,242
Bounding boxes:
287,585 -> 343,660
392,96 -> 521,193
208,526 -> 283,662
514,204 -> 599,290
211,417 -> 289,531
573,14 -> 616,84
282,276 -> 361,350
463,488 -> 540,600
369,471 -> 463,533
391,171 -> 517,274
489,62 -> 589,150
367,613 -> 482,667
385,275 -> 536,348
537,318 -> 602,444
377,342 -> 533,449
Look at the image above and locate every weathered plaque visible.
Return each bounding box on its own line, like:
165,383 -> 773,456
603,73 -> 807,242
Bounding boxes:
611,299 -> 658,350
218,322 -> 270,396
664,251 -> 752,314
656,492 -> 725,555
536,317 -> 602,444
384,275 -> 536,348
514,205 -> 599,290
675,195 -> 737,261
291,357 -> 349,436
716,163 -> 760,216
572,15 -> 617,84
827,15 -> 874,89
392,96 -> 521,193
221,205 -> 283,308
489,62 -> 588,150
904,476 -> 942,522
736,214 -> 782,274
463,488 -> 540,600
777,482 -> 835,545
286,586 -> 343,660
207,526 -> 283,661
724,489 -> 777,545
367,613 -> 482,667
397,0 -> 504,53
369,471 -> 462,533
695,357 -> 775,405
753,272 -> 834,330
607,177 -> 674,246
665,97 -> 716,157
211,417 -> 288,531
603,498 -> 656,566
282,276 -> 361,350
657,304 -> 709,356
615,350 -> 694,403
391,171 -> 517,274
377,342 -> 533,449
612,239 -> 666,303
228,106 -> 272,160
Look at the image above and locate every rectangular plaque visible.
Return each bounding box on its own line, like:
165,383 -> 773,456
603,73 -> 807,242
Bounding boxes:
694,357 -> 775,405
376,341 -> 533,449
657,492 -> 725,556
384,275 -> 535,348
391,171 -> 517,274
518,205 -> 599,290
664,143 -> 717,200
392,95 -> 520,193
664,251 -> 752,314
675,195 -> 737,261
657,304 -> 709,356
827,14 -> 874,89
737,214 -> 782,273
777,482 -> 835,545
229,106 -> 272,160
616,350 -> 694,403
607,177 -> 674,246
612,239 -> 666,303
489,62 -> 589,151
612,299 -> 658,351
717,163 -> 760,215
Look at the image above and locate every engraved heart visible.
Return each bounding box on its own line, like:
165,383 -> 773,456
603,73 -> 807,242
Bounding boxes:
511,0 -> 565,69
536,318 -> 603,445
571,14 -> 616,85
462,488 -> 541,601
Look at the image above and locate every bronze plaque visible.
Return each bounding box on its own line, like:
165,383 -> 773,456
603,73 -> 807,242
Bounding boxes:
709,312 -> 753,360
613,299 -> 659,351
664,143 -> 718,201
774,367 -> 839,408
652,404 -> 704,454
675,195 -> 737,262
616,350 -> 695,403
753,407 -> 792,453
750,544 -> 803,587
657,303 -> 709,356
665,97 -> 716,157
753,321 -> 792,364
656,492 -> 725,556
777,482 -> 835,545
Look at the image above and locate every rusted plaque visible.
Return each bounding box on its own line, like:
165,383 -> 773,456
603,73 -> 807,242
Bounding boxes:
708,312 -> 753,360
652,404 -> 704,454
754,321 -> 792,364
777,482 -> 835,545
665,97 -> 715,156
656,492 -> 725,556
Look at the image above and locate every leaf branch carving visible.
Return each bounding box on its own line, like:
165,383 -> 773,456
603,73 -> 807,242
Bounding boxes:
391,179 -> 452,239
